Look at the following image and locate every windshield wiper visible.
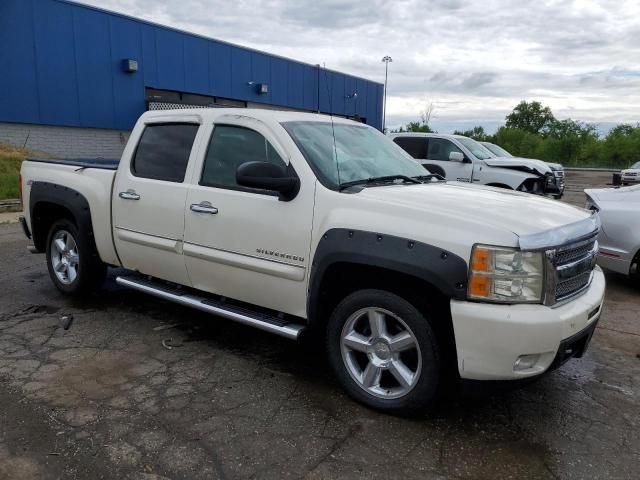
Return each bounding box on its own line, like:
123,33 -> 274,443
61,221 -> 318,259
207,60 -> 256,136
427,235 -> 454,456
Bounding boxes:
339,175 -> 422,191
412,173 -> 446,182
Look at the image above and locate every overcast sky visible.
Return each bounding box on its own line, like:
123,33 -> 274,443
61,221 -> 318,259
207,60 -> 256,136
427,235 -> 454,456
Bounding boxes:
77,0 -> 640,133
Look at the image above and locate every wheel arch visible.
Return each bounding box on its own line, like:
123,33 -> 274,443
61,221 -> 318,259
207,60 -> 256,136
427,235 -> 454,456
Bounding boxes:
307,229 -> 469,366
485,182 -> 514,190
30,182 -> 94,252
631,245 -> 640,276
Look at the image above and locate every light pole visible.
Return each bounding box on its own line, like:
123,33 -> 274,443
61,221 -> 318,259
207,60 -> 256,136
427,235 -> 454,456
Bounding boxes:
381,56 -> 392,132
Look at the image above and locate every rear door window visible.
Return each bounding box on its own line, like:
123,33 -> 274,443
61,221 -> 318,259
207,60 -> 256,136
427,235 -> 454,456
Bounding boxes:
131,123 -> 199,182
393,137 -> 427,159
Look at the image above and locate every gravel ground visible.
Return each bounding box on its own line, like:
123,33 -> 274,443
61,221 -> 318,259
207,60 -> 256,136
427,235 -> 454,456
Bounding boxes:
0,171 -> 638,479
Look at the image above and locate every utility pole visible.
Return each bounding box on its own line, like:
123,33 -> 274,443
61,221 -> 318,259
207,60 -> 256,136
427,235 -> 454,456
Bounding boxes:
381,56 -> 392,132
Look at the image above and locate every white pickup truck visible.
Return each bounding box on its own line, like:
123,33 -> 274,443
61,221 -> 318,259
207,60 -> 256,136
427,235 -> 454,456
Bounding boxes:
20,109 -> 605,414
389,133 -> 562,196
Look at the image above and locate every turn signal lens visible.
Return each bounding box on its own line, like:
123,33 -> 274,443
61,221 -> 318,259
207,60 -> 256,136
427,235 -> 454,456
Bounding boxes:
469,275 -> 490,297
471,247 -> 490,272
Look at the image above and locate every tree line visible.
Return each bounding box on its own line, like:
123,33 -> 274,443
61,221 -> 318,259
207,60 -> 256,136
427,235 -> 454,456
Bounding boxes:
394,101 -> 640,168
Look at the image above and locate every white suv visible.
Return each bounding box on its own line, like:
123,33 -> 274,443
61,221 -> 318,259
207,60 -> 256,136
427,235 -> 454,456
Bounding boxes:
390,133 -> 560,196
621,161 -> 640,185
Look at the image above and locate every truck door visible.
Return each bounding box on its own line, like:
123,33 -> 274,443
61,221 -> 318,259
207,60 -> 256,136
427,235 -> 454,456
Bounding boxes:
425,137 -> 473,183
182,118 -> 314,318
112,118 -> 202,285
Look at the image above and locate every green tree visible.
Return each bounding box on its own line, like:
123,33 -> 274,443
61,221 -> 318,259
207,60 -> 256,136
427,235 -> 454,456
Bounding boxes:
505,101 -> 556,135
452,126 -> 490,141
393,121 -> 433,133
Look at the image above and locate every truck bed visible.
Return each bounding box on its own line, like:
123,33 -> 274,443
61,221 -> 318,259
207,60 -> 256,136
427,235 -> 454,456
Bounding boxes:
26,157 -> 120,170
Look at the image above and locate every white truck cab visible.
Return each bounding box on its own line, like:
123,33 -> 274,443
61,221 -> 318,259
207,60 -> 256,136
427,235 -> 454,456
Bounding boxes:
19,109 -> 604,414
389,132 -> 560,196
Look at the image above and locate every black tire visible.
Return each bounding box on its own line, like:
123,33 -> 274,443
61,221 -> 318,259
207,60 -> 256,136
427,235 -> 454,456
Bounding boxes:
326,289 -> 441,415
45,218 -> 106,295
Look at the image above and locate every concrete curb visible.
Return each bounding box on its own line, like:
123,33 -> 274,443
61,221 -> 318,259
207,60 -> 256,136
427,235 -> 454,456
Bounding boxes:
0,199 -> 21,213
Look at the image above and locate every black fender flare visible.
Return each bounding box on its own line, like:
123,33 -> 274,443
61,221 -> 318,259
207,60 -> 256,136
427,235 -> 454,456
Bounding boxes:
307,228 -> 469,322
486,183 -> 514,190
29,181 -> 94,251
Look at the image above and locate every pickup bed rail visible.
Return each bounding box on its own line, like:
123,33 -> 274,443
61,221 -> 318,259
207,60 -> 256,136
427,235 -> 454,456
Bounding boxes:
26,157 -> 120,170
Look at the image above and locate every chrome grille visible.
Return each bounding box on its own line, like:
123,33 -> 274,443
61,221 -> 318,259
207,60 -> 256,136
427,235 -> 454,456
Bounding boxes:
556,271 -> 592,298
548,235 -> 598,304
556,238 -> 597,265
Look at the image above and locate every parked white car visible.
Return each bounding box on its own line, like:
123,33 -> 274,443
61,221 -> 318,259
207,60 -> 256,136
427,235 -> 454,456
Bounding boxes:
585,185 -> 640,280
19,109 -> 604,414
390,133 -> 561,196
621,161 -> 640,185
481,142 -> 565,199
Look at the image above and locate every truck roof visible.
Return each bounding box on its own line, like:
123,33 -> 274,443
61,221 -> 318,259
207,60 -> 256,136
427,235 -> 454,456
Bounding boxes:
139,108 -> 365,126
387,132 -> 466,139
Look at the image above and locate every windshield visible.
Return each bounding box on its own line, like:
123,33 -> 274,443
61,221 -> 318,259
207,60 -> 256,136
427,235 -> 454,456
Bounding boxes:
456,137 -> 494,160
631,161 -> 640,169
482,142 -> 513,158
282,121 -> 426,189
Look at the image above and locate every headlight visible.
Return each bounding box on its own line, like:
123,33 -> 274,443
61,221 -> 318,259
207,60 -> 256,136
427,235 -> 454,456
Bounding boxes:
468,245 -> 544,303
585,195 -> 599,212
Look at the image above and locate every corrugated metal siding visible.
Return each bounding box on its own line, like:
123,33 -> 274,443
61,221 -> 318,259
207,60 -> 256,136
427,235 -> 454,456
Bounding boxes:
0,0 -> 382,130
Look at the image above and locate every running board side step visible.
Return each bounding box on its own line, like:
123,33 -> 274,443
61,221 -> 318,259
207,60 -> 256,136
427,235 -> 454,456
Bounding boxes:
115,276 -> 305,340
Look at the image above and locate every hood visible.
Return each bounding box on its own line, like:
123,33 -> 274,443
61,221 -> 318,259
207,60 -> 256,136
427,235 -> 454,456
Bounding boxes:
585,184 -> 640,201
546,162 -> 564,170
357,181 -> 592,238
482,156 -> 552,176
621,168 -> 640,174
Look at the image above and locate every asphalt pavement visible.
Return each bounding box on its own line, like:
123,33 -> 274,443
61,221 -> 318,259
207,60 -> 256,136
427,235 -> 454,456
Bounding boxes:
0,172 -> 638,479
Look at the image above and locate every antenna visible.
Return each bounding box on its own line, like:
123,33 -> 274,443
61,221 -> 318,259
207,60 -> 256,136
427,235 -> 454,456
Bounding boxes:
322,64 -> 341,187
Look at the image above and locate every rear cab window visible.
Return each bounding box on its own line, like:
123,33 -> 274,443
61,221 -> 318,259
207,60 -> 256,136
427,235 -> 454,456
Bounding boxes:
131,123 -> 199,182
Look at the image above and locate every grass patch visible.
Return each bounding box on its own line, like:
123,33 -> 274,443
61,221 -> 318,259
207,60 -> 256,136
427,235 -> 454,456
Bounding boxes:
0,144 -> 28,200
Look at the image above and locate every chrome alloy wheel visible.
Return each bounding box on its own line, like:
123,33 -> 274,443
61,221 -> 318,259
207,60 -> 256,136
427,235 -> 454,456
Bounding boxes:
340,307 -> 422,399
50,230 -> 79,285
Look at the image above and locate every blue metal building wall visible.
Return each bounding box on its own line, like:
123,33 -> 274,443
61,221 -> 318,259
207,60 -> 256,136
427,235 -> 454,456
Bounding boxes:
0,0 -> 383,130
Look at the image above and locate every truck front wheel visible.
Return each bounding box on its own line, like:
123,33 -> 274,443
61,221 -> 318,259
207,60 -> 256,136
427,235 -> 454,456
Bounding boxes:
46,219 -> 106,295
326,289 -> 441,415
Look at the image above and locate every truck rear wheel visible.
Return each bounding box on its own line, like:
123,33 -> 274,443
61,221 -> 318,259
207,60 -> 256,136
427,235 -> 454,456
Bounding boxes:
326,289 -> 441,415
46,219 -> 106,295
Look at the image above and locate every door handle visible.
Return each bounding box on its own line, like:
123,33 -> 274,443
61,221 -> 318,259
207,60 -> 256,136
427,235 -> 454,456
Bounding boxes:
119,190 -> 140,200
190,202 -> 218,215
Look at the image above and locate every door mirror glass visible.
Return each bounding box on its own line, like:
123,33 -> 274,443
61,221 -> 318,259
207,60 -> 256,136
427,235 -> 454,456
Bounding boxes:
236,161 -> 300,200
449,151 -> 465,162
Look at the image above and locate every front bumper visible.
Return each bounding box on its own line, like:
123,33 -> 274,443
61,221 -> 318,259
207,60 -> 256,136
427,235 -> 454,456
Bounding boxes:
622,176 -> 640,184
450,267 -> 605,380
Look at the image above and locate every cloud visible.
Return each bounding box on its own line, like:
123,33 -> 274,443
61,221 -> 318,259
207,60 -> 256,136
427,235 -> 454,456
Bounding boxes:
75,0 -> 640,132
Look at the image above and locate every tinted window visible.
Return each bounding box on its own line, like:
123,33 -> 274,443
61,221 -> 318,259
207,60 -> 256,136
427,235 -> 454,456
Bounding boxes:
427,138 -> 464,161
393,137 -> 427,159
201,125 -> 286,189
132,124 -> 199,182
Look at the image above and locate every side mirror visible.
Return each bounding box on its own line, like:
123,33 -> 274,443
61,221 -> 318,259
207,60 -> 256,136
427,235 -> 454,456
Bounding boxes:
449,151 -> 465,162
236,161 -> 300,200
